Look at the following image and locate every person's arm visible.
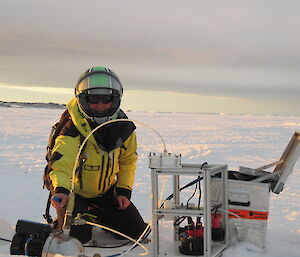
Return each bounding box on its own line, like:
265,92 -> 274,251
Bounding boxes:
116,132 -> 138,201
49,134 -> 81,207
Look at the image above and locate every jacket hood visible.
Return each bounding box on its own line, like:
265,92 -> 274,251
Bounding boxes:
66,97 -> 97,144
66,97 -> 136,152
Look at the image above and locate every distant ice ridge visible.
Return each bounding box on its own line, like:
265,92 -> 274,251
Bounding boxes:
0,101 -> 65,109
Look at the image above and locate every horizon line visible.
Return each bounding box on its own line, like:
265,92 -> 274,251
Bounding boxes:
1,100 -> 299,118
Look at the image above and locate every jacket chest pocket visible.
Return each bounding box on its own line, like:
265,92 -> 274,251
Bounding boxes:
84,165 -> 100,171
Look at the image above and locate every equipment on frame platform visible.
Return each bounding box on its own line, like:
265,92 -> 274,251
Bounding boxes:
149,131 -> 300,256
8,131 -> 300,257
149,151 -> 229,257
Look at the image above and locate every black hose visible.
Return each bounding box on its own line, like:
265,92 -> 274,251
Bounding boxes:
160,162 -> 208,209
186,183 -> 198,209
197,178 -> 201,209
160,176 -> 204,208
84,240 -> 131,249
174,216 -> 187,226
0,237 -> 11,242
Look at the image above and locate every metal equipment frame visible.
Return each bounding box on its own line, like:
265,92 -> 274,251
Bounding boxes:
151,163 -> 229,257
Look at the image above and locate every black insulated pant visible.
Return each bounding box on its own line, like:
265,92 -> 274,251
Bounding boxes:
68,189 -> 147,244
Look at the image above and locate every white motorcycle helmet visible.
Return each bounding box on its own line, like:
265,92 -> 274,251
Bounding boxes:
75,67 -> 123,123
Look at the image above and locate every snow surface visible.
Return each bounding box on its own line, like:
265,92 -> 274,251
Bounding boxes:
0,105 -> 300,257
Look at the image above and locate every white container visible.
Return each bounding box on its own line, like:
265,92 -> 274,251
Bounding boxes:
211,178 -> 270,248
148,152 -> 182,169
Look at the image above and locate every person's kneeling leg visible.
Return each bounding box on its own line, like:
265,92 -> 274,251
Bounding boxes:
100,201 -> 148,240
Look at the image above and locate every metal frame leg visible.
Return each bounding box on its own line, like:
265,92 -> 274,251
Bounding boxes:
222,166 -> 229,245
173,175 -> 180,241
203,169 -> 212,257
151,169 -> 159,257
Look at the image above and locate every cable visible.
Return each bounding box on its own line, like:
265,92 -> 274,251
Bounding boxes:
85,221 -> 148,256
117,174 -> 167,257
174,216 -> 187,226
0,237 -> 11,242
83,226 -> 151,250
115,166 -> 167,257
211,205 -> 220,214
124,226 -> 152,252
218,208 -> 242,219
160,176 -> 203,208
186,183 -> 198,209
177,177 -> 203,195
71,118 -> 167,192
197,162 -> 206,209
161,162 -> 207,209
212,204 -> 222,216
197,176 -> 201,209
84,240 -> 131,249
68,118 -> 168,256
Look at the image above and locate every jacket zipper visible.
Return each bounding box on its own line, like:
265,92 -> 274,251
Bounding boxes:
98,152 -> 105,190
105,152 -> 114,190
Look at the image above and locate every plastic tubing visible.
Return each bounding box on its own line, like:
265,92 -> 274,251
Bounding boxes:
69,118 -> 168,256
85,221 -> 149,256
118,175 -> 167,257
218,208 -> 241,219
71,118 -> 167,192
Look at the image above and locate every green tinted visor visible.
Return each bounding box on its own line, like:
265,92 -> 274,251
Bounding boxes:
75,71 -> 123,96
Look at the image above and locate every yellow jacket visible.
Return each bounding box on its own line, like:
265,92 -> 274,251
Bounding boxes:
49,98 -> 137,198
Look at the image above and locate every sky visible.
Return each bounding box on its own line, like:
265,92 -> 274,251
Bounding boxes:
0,0 -> 300,116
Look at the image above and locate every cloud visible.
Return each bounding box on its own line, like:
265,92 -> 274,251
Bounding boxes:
0,84 -> 72,95
0,0 -> 300,116
1,1 -> 300,67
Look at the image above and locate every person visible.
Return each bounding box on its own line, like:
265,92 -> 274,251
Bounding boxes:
48,66 -> 147,244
